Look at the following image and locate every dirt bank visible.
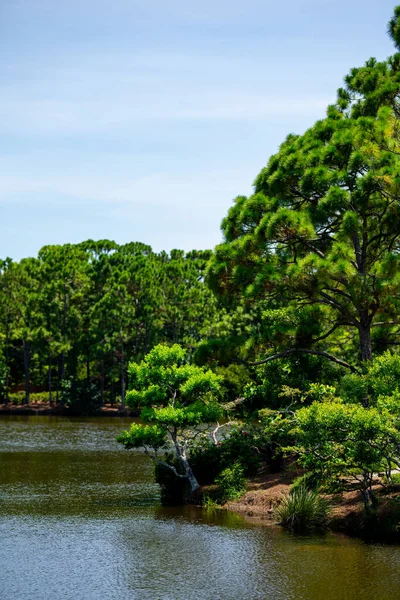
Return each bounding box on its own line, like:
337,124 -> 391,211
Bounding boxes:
224,468 -> 400,541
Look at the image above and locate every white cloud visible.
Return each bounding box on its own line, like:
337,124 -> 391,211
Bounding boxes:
0,46 -> 333,136
0,94 -> 330,136
0,167 -> 255,207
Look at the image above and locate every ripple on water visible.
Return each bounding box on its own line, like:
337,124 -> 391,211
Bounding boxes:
0,415 -> 400,600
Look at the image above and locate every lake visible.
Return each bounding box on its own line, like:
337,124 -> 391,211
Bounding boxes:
0,415 -> 399,600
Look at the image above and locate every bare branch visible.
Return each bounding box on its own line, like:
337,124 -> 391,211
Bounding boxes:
249,348 -> 357,371
211,421 -> 235,445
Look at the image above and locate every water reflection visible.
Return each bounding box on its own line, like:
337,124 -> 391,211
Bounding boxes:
0,416 -> 399,600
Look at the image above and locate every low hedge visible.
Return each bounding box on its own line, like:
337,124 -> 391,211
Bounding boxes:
1,391 -> 52,404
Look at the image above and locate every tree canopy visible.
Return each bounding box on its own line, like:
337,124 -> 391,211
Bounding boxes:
207,13 -> 400,367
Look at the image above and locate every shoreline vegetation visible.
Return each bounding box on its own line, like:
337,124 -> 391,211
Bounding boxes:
222,471 -> 400,542
2,406 -> 399,541
2,410 -> 398,543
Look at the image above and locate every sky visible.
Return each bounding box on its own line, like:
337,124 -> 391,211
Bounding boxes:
0,0 -> 397,259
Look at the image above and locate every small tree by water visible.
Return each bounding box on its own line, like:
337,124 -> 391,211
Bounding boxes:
117,344 -> 224,492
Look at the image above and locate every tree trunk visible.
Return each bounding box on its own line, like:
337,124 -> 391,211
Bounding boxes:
23,340 -> 30,404
48,351 -> 52,405
56,357 -> 60,403
120,338 -> 125,411
5,316 -> 9,406
60,351 -> 65,382
178,455 -> 200,493
183,461 -> 200,493
144,324 -> 150,354
358,322 -> 372,362
134,325 -> 139,355
100,359 -> 105,405
60,289 -> 67,382
360,472 -> 377,512
111,378 -> 115,406
172,432 -> 199,492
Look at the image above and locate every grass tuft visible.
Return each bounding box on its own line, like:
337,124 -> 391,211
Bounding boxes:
277,486 -> 330,531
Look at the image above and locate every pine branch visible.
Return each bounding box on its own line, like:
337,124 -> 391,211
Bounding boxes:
248,348 -> 357,371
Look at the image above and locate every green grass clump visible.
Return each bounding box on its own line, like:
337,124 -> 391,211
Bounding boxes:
202,495 -> 220,510
277,486 -> 330,531
215,462 -> 246,502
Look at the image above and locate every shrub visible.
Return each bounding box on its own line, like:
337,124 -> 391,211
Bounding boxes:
220,428 -> 264,476
6,391 -> 52,404
189,442 -> 224,485
4,391 -> 61,405
276,486 -> 330,531
367,352 -> 400,398
340,352 -> 400,405
30,392 -> 51,403
361,498 -> 400,541
7,391 -> 26,404
215,462 -> 246,502
189,425 -> 267,488
291,472 -> 323,492
61,379 -> 102,415
202,495 -> 220,510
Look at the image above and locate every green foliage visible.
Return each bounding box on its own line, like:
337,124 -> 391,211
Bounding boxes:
202,495 -> 220,510
215,463 -> 246,502
276,487 -> 330,531
60,379 -> 102,415
243,354 -> 341,411
290,472 -> 324,492
339,373 -> 369,405
117,423 -> 167,450
291,399 -> 400,494
366,352 -> 400,398
0,243 -> 219,413
214,364 -> 252,405
125,344 -> 223,427
388,472 -> 400,485
207,9 -> 400,367
190,426 -> 266,486
340,351 -> 400,405
0,362 -> 6,399
258,408 -> 296,470
118,344 -> 225,492
217,428 -> 265,476
5,391 -> 51,405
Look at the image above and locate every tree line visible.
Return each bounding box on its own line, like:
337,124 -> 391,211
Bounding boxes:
0,241 -> 217,409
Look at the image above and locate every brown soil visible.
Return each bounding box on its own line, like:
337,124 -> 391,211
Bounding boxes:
224,467 -> 294,522
223,468 -> 400,538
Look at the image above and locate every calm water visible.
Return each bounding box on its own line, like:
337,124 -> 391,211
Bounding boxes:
0,416 -> 399,600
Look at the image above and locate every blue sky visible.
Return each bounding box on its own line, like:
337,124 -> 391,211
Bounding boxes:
0,0 -> 396,259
